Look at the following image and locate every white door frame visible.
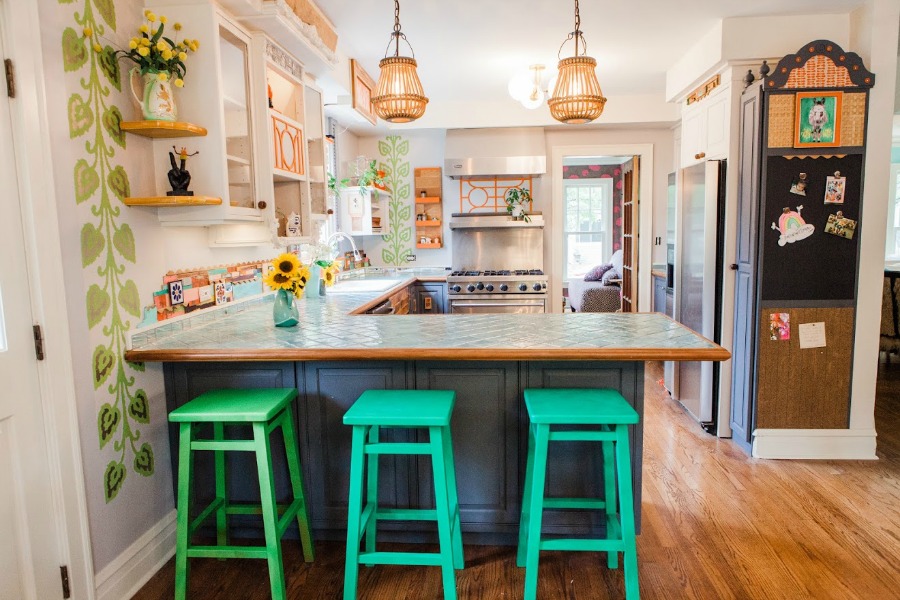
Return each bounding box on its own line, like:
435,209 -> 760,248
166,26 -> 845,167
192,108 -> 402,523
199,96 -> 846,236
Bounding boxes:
550,144 -> 655,313
2,0 -> 95,597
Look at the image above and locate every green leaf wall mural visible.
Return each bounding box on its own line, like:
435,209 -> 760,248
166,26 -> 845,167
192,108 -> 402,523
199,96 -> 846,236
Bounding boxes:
61,0 -> 153,502
378,136 -> 413,266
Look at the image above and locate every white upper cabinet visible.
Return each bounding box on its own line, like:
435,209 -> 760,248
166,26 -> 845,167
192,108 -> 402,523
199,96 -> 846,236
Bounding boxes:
338,187 -> 389,237
680,83 -> 730,168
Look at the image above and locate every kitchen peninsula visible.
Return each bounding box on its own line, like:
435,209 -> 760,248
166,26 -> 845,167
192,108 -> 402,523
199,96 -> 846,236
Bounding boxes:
126,275 -> 728,543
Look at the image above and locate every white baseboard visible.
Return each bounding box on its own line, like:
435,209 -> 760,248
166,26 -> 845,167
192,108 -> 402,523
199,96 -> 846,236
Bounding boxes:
752,428 -> 878,459
95,510 -> 177,600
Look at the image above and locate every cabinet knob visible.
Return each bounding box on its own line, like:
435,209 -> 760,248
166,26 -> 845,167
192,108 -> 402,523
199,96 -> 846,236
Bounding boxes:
695,152 -> 706,160
730,264 -> 738,270
257,201 -> 267,210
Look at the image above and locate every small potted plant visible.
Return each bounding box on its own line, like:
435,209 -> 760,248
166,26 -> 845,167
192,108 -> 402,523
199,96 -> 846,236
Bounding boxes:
357,159 -> 389,192
505,187 -> 533,222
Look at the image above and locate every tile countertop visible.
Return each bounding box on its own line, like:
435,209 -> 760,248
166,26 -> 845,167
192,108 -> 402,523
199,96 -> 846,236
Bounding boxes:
125,272 -> 730,363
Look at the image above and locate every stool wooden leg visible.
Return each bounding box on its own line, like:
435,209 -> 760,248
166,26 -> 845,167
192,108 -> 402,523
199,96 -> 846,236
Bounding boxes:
615,425 -> 639,599
213,422 -> 227,548
364,425 -> 379,565
516,422 -> 537,568
430,426 -> 458,600
174,423 -> 194,600
343,425 -> 367,600
281,406 -> 315,563
523,424 -> 549,600
602,437 -> 619,569
253,422 -> 287,600
440,424 -> 464,570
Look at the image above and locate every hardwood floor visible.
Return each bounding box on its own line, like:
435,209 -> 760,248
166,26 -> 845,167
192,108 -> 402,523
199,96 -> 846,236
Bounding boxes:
133,362 -> 900,599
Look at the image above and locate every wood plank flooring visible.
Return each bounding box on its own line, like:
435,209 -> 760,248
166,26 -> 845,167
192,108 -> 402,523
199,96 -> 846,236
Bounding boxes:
133,361 -> 900,599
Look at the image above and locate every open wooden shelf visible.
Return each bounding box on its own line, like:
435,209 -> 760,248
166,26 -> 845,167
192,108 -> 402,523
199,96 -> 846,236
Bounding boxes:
416,219 -> 442,227
416,242 -> 442,249
120,121 -> 207,138
415,196 -> 441,204
123,195 -> 222,207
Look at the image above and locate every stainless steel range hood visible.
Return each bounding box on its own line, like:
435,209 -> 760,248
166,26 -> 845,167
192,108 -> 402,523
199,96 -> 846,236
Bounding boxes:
444,127 -> 546,179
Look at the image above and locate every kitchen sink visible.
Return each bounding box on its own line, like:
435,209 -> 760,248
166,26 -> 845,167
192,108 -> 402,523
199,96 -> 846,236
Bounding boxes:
328,278 -> 404,294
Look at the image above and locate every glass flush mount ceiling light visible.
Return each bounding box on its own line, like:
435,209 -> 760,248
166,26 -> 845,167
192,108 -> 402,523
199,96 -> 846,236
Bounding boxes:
508,64 -> 550,110
548,0 -> 607,124
371,0 -> 428,123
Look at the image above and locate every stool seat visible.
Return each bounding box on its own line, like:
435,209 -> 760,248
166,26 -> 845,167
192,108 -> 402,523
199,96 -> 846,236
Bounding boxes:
524,388 -> 638,425
343,389 -> 455,426
169,388 -> 295,422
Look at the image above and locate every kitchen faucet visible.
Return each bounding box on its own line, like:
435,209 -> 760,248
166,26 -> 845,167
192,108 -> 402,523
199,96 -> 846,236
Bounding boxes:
326,231 -> 360,260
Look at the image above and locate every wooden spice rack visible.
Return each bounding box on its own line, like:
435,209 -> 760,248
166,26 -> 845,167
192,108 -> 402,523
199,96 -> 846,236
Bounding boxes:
414,167 -> 443,249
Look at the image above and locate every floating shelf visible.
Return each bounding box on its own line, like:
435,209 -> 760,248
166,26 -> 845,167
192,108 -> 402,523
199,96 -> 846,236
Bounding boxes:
416,242 -> 442,249
123,195 -> 222,207
416,219 -> 441,227
415,196 -> 441,204
120,121 -> 207,138
227,154 -> 251,166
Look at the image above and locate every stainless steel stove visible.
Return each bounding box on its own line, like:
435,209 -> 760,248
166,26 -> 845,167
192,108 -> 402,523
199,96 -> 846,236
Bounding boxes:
447,212 -> 547,314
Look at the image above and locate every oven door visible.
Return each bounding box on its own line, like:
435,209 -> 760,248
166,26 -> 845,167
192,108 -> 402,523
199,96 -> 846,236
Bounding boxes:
449,295 -> 546,314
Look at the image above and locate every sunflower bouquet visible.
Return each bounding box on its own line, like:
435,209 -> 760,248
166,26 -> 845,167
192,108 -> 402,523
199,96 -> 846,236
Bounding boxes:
264,253 -> 311,299
300,243 -> 342,287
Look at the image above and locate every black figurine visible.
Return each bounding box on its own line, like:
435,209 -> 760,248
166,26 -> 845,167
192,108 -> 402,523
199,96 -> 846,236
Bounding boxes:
167,146 -> 199,196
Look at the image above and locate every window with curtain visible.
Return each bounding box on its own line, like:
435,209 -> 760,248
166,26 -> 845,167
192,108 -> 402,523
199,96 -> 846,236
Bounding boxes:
564,178 -> 614,281
887,163 -> 900,260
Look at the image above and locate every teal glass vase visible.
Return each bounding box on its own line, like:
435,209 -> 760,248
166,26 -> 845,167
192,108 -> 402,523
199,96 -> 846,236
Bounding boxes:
273,289 -> 299,327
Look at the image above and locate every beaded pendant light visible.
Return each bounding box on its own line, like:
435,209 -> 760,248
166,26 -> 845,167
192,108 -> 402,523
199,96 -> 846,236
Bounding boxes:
371,0 -> 428,123
547,0 -> 607,124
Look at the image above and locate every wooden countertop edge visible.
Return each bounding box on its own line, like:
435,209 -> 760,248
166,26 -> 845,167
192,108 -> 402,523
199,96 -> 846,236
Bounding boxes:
124,346 -> 731,363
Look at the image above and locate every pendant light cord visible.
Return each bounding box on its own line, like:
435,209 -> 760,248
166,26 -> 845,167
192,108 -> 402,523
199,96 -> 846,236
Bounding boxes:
382,0 -> 415,59
557,0 -> 589,59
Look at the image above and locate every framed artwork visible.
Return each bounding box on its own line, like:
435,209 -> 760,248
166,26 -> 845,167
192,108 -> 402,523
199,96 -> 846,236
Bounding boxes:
794,91 -> 842,148
351,59 -> 377,125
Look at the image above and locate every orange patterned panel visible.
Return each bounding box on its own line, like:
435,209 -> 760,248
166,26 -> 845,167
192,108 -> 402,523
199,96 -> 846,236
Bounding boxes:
272,114 -> 305,176
458,176 -> 533,213
783,55 -> 855,89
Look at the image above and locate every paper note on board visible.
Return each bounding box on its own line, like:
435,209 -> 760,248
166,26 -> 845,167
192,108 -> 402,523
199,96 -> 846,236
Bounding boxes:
798,322 -> 826,349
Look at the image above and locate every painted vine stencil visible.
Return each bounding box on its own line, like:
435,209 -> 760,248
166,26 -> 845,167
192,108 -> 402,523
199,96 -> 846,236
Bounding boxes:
377,136 -> 413,265
61,0 -> 154,502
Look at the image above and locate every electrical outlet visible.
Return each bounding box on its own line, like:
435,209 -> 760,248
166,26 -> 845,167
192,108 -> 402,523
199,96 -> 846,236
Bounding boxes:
405,254 -> 416,262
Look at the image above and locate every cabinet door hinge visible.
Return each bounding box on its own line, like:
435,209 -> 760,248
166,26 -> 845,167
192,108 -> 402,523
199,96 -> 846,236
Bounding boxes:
4,59 -> 14,98
60,565 -> 71,599
33,325 -> 44,361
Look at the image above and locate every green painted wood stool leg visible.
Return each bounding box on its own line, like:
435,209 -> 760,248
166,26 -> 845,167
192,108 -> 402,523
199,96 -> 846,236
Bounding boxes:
523,423 -> 550,600
516,422 -> 537,568
602,438 -> 619,570
281,405 -> 315,563
213,422 -> 227,548
440,424 -> 464,570
364,425 -> 379,566
615,425 -> 639,599
253,421 -> 287,600
429,426 -> 458,600
174,422 -> 194,600
343,425 -> 367,600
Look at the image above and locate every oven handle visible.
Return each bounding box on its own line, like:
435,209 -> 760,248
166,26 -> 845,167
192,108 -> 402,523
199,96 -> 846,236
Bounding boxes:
449,300 -> 545,307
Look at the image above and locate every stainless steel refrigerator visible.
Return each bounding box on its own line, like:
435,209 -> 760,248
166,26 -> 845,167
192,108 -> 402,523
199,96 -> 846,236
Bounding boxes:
673,160 -> 726,433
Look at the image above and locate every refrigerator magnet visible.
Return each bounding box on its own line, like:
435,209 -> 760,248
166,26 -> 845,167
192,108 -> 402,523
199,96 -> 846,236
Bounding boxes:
824,171 -> 846,204
771,205 -> 815,246
789,173 -> 808,196
824,211 -> 857,239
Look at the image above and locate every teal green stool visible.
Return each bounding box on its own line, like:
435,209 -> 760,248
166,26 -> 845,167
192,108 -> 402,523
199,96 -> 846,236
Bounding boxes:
343,389 -> 464,600
168,388 -> 314,600
517,388 -> 640,599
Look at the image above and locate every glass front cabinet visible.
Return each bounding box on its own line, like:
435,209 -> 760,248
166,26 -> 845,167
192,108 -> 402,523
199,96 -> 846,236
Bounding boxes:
138,3 -> 329,246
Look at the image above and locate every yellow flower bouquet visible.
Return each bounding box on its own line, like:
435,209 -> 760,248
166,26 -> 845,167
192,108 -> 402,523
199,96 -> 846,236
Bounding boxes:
117,10 -> 198,87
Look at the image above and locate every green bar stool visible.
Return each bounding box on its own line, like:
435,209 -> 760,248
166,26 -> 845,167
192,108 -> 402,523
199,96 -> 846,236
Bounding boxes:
342,389 -> 464,600
168,388 -> 314,600
516,388 -> 640,599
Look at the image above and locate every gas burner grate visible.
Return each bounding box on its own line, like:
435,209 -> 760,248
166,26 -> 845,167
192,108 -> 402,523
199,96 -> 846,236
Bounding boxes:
515,269 -> 544,276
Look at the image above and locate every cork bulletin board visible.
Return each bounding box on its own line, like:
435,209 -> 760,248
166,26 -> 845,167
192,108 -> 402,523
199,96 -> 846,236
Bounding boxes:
756,307 -> 854,429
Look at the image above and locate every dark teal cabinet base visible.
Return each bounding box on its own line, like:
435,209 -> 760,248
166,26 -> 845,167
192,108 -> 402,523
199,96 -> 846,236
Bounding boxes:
164,360 -> 644,545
